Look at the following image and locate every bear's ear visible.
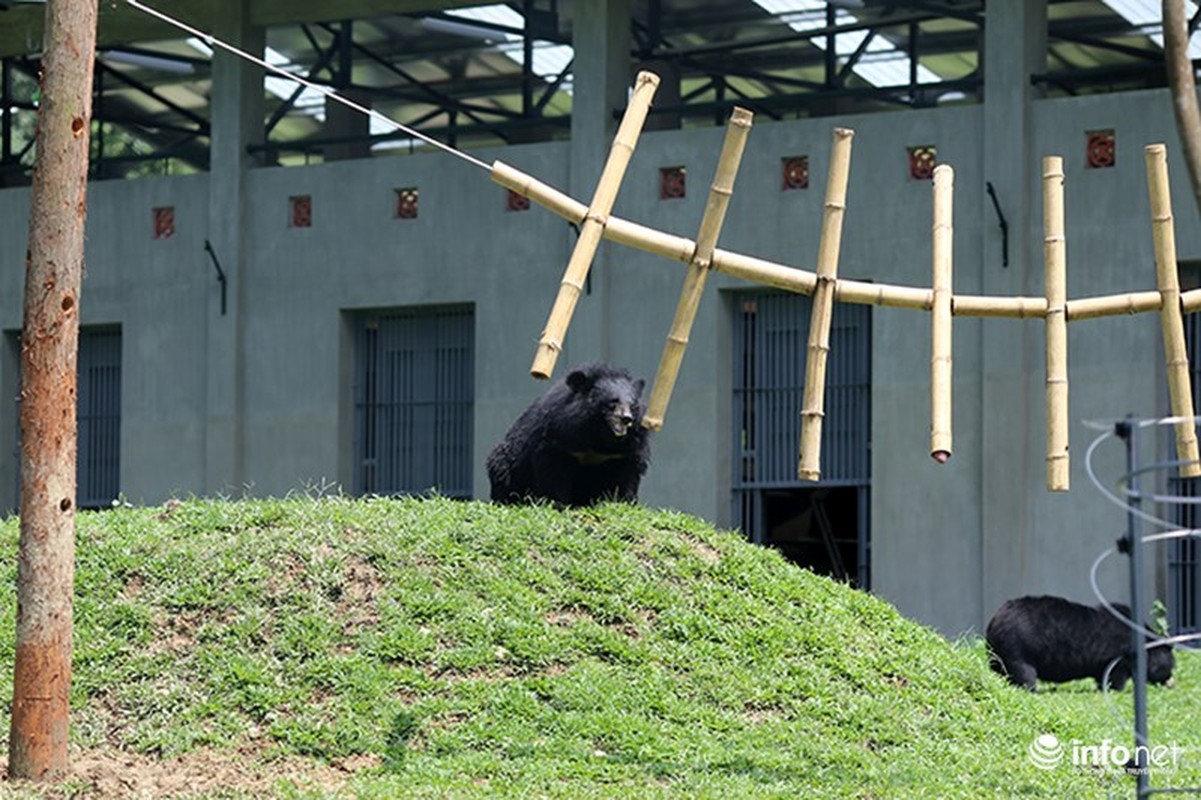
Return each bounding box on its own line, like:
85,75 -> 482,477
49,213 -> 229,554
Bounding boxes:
566,369 -> 593,394
633,378 -> 646,397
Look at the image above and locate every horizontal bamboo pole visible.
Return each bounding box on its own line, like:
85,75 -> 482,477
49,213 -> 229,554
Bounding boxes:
837,279 -> 932,310
952,295 -> 1047,318
930,164 -> 954,464
1067,290 -> 1161,320
799,128 -> 854,481
1043,156 -> 1070,492
645,107 -> 754,431
1183,287 -> 1201,313
1146,144 -> 1201,477
491,160 -> 588,223
711,249 -> 817,294
529,70 -> 660,379
608,217 -> 695,263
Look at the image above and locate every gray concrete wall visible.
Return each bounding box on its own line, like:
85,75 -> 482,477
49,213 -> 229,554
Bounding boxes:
0,174 -> 212,506
236,142 -> 574,499
0,88 -> 1195,636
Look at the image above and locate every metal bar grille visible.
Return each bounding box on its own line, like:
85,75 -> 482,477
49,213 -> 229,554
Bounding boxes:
77,328 -> 122,509
11,327 -> 122,510
732,291 -> 871,489
353,305 -> 474,498
1171,313 -> 1201,634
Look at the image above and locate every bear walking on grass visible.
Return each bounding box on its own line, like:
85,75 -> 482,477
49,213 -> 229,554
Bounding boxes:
487,362 -> 651,507
986,595 -> 1174,691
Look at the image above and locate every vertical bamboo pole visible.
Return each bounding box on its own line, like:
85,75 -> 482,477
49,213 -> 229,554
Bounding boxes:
529,71 -> 660,379
644,107 -> 754,430
1043,156 -> 1070,491
1146,144 -> 1201,477
930,164 -> 954,464
798,128 -> 854,481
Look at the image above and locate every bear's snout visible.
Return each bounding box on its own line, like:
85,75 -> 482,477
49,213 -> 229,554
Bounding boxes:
608,406 -> 635,436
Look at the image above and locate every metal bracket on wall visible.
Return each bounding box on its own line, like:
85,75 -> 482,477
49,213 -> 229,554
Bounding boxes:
985,181 -> 1009,268
203,239 -> 228,316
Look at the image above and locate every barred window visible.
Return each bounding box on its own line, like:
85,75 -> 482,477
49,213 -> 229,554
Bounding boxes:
353,305 -> 474,498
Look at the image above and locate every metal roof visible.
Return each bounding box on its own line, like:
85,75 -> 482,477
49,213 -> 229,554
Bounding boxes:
0,0 -> 1194,180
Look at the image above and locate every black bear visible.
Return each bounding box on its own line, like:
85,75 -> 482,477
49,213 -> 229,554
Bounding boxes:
986,595 -> 1174,691
487,362 -> 651,507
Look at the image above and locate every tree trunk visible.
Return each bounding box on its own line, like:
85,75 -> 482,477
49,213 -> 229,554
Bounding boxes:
1164,0 -> 1201,216
7,0 -> 98,782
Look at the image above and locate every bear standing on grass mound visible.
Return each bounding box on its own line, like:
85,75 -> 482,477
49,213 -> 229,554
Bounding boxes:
487,362 -> 651,507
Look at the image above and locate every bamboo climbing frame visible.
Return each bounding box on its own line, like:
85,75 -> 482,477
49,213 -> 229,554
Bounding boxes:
488,74 -> 1201,489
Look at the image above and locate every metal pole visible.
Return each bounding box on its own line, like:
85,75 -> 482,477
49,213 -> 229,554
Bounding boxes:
1118,415 -> 1150,798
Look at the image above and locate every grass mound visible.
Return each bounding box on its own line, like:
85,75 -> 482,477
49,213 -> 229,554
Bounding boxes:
0,496 -> 1196,798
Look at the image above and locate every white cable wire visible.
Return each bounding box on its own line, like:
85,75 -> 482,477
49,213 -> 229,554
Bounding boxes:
124,0 -> 493,172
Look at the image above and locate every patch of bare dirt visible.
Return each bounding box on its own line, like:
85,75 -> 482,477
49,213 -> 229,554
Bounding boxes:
679,533 -> 721,565
1,744 -> 379,799
336,556 -> 384,635
544,608 -> 594,626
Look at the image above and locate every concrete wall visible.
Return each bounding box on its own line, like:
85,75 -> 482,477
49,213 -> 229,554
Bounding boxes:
0,174 -> 213,504
0,88 -> 1195,636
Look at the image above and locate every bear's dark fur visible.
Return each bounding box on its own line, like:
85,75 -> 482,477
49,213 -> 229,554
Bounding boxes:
986,595 -> 1174,691
486,362 -> 651,507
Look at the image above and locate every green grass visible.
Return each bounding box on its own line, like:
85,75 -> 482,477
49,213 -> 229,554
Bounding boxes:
0,495 -> 1197,798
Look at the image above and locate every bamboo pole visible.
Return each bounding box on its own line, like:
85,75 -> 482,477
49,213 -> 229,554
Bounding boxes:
1067,290 -> 1161,320
1146,144 -> 1201,477
799,128 -> 854,481
837,279 -> 932,310
930,164 -> 954,464
1183,287 -> 1201,313
1043,156 -> 1070,491
644,107 -> 754,430
491,160 -> 588,223
953,295 -> 1047,318
528,70 -> 660,379
608,217 -> 695,264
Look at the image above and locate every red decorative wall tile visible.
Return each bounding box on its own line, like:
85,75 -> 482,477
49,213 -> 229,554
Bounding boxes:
290,195 -> 312,228
1086,129 -> 1115,169
782,156 -> 809,190
506,189 -> 530,212
395,187 -> 419,219
659,166 -> 686,200
152,206 -> 175,239
908,146 -> 937,181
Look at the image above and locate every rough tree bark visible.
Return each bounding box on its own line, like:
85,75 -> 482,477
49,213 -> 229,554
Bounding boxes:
7,0 -> 98,782
1165,0 -> 1201,215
